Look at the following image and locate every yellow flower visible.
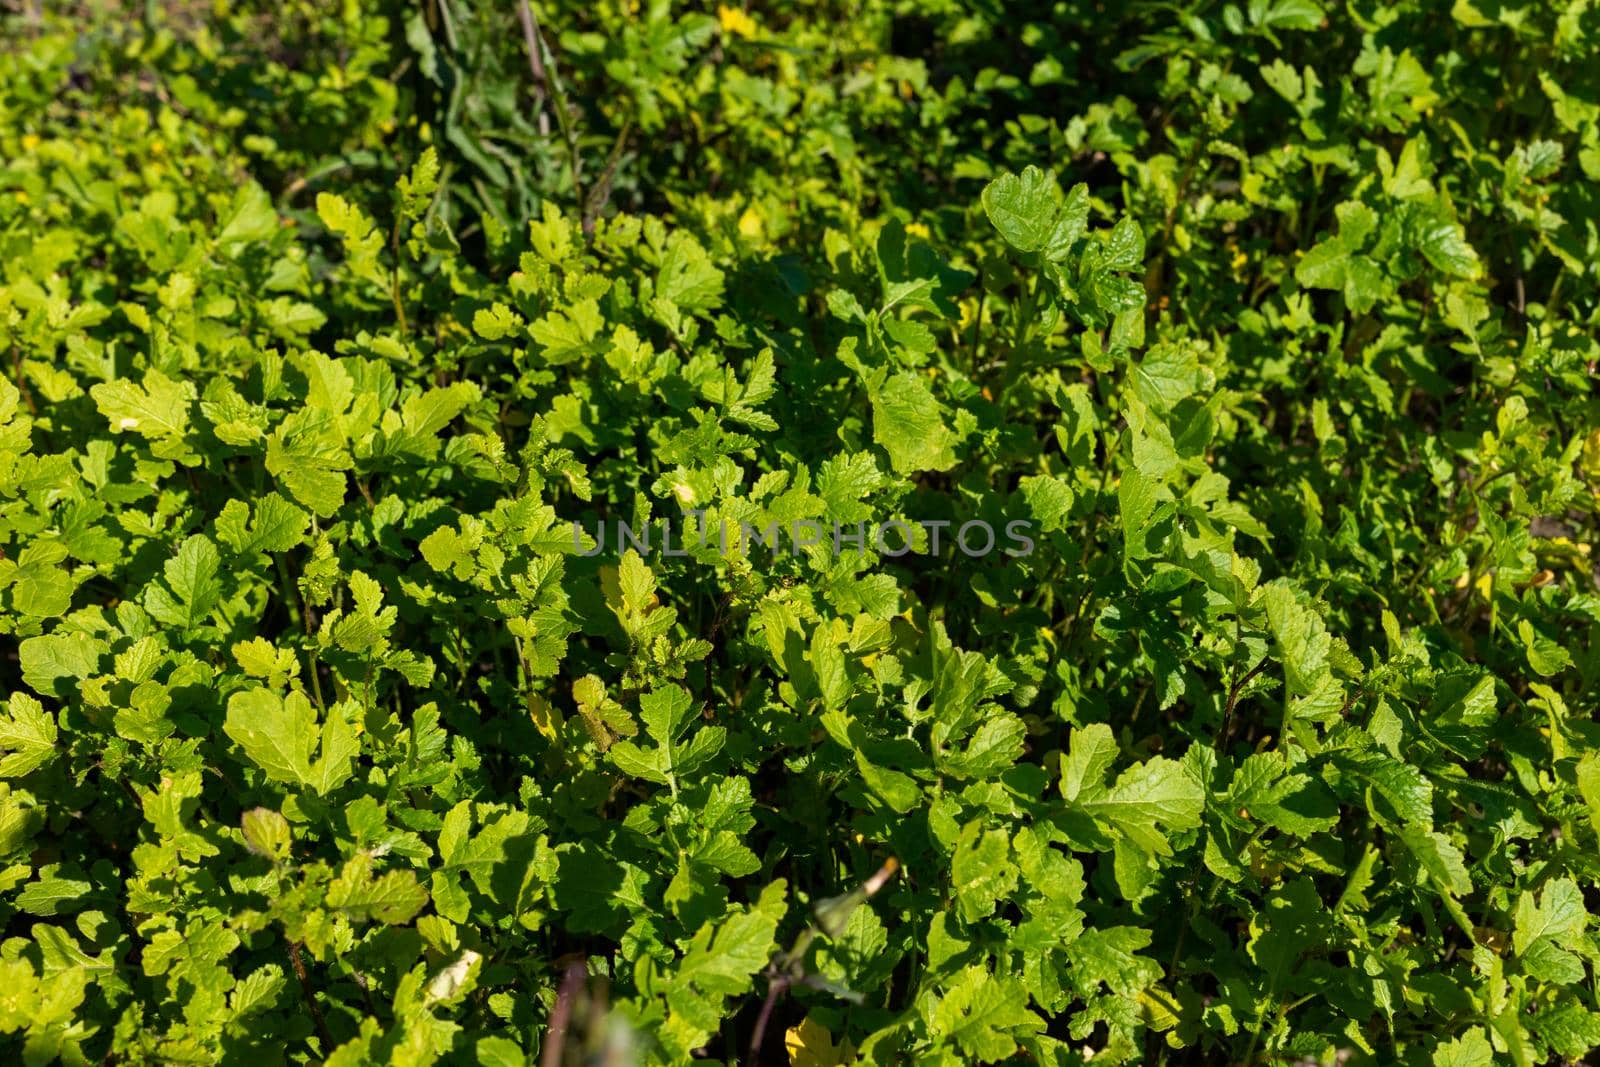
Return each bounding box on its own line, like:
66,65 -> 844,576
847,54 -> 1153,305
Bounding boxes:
718,5 -> 758,39
21,134 -> 40,151
904,221 -> 930,239
13,191 -> 28,205
1231,249 -> 1247,270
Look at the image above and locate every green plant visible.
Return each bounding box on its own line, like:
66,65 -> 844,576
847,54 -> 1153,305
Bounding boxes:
0,1 -> 1598,1064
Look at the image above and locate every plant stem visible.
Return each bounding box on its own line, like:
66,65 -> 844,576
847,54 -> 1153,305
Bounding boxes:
516,0 -> 584,209
288,941 -> 334,1052
389,217 -> 409,336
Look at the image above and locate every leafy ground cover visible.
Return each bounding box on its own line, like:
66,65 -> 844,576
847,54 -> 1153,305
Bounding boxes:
1,1 -> 1598,1064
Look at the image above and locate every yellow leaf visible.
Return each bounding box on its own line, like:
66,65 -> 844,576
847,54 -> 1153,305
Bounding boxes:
786,1016 -> 854,1067
598,564 -> 621,604
1138,986 -> 1182,1031
738,206 -> 765,238
1582,428 -> 1600,480
526,692 -> 562,741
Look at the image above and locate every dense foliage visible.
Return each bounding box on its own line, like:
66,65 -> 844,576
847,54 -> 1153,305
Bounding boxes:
2,1 -> 1598,1063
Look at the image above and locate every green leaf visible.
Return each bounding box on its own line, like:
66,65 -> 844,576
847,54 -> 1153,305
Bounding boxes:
1118,466 -> 1161,562
1513,878 -> 1586,983
810,625 -> 850,711
1262,581 -> 1333,697
1432,1027 -> 1493,1067
871,372 -> 957,474
610,741 -> 669,784
19,632 -> 104,698
639,685 -> 695,746
1068,926 -> 1161,995
0,693 -> 57,778
217,493 -> 309,555
816,452 -> 883,523
1018,475 -> 1073,533
530,299 -> 604,364
1103,217 -> 1145,270
981,166 -> 1059,254
240,807 -> 293,862
473,302 -> 524,341
1225,752 -> 1339,836
1059,724 -> 1202,896
676,880 -> 786,996
930,966 -> 1044,1060
223,689 -> 355,794
396,146 -> 440,220
401,381 -> 478,440
91,369 -> 192,441
1398,824 -> 1472,898
10,551 -> 75,618
656,233 -> 725,313
316,192 -> 387,287
952,822 -> 1016,921
1575,754 -> 1600,841
1414,209 -> 1479,277
216,182 -> 279,252
940,713 -> 1027,780
1258,0 -> 1325,31
327,855 -> 430,924
224,688 -> 316,786
1132,341 -> 1207,413
15,873 -> 92,916
143,535 -> 223,629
